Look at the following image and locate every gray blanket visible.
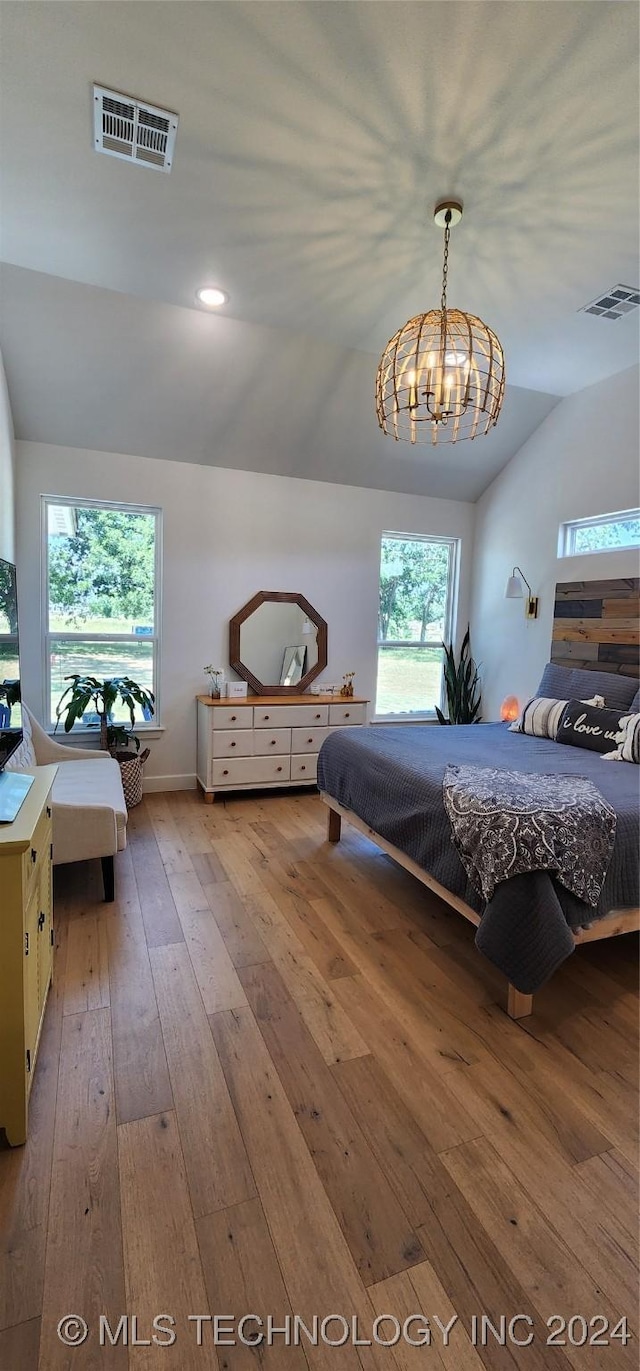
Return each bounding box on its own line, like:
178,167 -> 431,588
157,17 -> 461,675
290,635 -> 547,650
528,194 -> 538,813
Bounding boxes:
317,724 -> 639,993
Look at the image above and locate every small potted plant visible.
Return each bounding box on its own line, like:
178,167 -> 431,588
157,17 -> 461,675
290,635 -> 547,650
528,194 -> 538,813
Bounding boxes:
204,665 -> 224,698
55,674 -> 155,806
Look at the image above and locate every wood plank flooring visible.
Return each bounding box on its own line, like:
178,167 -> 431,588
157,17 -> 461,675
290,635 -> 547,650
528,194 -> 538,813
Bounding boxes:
1,789 -> 638,1370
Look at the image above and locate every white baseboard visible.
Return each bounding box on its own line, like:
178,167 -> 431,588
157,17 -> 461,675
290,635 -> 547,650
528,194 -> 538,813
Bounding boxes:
142,774 -> 197,793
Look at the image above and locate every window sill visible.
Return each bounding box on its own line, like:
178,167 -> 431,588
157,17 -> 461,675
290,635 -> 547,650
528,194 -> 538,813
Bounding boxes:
46,724 -> 165,740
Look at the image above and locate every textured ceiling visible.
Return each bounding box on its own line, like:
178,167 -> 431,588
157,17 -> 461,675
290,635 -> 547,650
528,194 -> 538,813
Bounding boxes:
0,1 -> 637,498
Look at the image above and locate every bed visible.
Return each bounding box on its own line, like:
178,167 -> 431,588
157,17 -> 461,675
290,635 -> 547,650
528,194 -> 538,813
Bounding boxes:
318,635 -> 640,1019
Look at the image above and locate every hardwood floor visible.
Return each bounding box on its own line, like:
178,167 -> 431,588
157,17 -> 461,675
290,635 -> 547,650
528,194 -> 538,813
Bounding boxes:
1,788 -> 638,1370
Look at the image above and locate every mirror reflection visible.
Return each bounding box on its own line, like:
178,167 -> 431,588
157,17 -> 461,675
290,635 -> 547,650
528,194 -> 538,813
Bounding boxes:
239,602 -> 319,689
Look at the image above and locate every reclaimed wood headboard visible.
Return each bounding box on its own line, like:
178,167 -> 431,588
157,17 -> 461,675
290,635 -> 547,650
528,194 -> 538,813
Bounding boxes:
552,577 -> 640,678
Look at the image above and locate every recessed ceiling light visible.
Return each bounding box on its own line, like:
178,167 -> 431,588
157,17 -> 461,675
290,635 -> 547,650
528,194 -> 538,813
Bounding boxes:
196,287 -> 229,308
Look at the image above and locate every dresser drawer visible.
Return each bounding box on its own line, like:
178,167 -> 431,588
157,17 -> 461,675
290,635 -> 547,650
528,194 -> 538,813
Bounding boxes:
211,707 -> 253,730
328,702 -> 367,726
291,725 -> 333,753
212,729 -> 254,758
212,756 -> 291,787
254,704 -> 328,728
291,753 -> 318,781
23,805 -> 52,895
252,729 -> 291,756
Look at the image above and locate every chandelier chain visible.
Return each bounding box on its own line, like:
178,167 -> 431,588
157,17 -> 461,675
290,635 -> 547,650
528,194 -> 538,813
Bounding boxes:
440,209 -> 451,314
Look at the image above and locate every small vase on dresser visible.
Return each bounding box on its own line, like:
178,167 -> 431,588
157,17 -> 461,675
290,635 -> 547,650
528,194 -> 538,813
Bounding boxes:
196,694 -> 368,802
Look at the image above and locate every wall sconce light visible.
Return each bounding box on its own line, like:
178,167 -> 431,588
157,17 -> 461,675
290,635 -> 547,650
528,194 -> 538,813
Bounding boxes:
505,566 -> 539,619
500,695 -> 520,723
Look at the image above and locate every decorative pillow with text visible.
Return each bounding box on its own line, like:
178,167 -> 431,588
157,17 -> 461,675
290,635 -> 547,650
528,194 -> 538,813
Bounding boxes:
556,700 -> 626,755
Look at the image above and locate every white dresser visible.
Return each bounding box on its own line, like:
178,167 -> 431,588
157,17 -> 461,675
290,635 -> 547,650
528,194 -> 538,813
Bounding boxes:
196,694 -> 368,801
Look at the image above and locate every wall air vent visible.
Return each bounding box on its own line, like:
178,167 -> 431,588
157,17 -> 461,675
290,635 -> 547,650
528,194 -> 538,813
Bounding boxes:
93,85 -> 178,172
580,285 -> 639,320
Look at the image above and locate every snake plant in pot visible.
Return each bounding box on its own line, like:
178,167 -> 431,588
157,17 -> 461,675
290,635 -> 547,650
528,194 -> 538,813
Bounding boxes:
55,675 -> 155,753
435,628 -> 481,725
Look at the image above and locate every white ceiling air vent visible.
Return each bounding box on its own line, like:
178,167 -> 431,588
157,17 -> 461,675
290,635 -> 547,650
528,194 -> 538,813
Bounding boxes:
580,285 -> 640,320
93,85 -> 178,172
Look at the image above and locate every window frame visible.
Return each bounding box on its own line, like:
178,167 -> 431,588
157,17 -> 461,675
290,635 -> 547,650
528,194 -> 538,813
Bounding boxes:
41,494 -> 162,733
375,531 -> 460,722
558,509 -> 640,558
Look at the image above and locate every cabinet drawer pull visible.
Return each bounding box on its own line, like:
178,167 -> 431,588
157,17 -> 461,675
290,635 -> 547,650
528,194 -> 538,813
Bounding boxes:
38,911 -> 45,931
307,737 -> 313,744
223,769 -> 229,776
230,715 -> 237,722
263,714 -> 270,721
315,713 -> 321,719
276,765 -> 283,772
46,806 -> 52,818
344,712 -> 350,718
270,739 -> 276,746
31,848 -> 37,864
230,741 -> 236,747
300,765 -> 306,772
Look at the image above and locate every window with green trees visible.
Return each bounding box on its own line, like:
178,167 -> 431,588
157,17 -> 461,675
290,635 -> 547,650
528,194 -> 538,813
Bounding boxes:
376,533 -> 458,717
44,497 -> 161,727
560,510 -> 640,557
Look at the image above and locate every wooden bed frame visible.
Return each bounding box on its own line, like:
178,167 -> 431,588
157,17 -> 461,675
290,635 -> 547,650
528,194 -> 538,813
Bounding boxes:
321,793 -> 640,1020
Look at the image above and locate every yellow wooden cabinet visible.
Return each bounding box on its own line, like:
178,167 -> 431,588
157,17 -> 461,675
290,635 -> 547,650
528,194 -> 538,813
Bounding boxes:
0,765 -> 57,1146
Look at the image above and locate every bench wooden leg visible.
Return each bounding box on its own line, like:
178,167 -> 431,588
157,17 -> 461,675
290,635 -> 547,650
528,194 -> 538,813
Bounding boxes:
507,984 -> 533,1019
327,807 -> 342,843
101,855 -> 115,902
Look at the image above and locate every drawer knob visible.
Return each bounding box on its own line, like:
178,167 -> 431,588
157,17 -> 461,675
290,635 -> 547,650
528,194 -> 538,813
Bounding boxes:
277,766 -> 283,773
307,737 -> 313,744
31,848 -> 37,864
230,741 -> 236,747
46,806 -> 52,818
315,714 -> 321,719
270,739 -> 276,745
38,911 -> 45,931
345,712 -> 350,717
263,715 -> 270,721
223,769 -> 229,776
230,715 -> 237,722
300,765 -> 306,771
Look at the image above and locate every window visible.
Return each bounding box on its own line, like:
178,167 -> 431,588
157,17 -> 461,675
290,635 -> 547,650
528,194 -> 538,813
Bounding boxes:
559,509 -> 640,557
376,533 -> 458,718
43,497 -> 161,729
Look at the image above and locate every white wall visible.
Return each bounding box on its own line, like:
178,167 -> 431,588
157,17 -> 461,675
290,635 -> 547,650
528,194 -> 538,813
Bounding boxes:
0,349 -> 16,563
16,440 -> 474,787
470,365 -> 640,720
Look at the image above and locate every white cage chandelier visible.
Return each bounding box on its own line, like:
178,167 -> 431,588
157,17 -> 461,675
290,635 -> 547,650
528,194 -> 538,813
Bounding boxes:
375,201 -> 505,446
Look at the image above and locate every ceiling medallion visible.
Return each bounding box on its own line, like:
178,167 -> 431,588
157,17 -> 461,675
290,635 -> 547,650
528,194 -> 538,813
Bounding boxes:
375,201 -> 506,445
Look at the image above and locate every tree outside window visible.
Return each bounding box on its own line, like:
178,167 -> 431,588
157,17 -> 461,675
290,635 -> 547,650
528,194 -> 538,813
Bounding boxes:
376,534 -> 457,717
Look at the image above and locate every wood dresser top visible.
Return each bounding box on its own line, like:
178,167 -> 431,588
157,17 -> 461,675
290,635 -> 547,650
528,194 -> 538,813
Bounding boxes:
197,694 -> 369,707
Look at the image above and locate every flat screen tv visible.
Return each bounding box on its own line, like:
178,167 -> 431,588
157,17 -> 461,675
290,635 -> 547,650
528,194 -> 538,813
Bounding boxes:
0,558 -> 33,820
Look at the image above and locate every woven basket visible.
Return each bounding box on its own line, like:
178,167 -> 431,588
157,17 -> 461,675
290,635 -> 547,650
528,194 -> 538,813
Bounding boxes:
114,747 -> 150,809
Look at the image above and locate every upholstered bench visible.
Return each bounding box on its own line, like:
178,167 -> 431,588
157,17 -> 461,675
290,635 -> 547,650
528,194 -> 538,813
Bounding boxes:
8,706 -> 127,900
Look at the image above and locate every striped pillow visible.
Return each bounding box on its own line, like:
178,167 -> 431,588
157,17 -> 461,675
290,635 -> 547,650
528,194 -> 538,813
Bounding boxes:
602,713 -> 640,764
509,696 -> 567,739
509,694 -> 605,741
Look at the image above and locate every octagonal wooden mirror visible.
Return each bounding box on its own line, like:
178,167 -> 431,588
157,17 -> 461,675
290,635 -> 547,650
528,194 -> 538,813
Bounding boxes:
229,592 -> 328,695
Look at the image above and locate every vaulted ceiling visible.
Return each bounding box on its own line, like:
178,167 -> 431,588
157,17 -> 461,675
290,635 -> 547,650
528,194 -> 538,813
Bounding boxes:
1,1 -> 637,499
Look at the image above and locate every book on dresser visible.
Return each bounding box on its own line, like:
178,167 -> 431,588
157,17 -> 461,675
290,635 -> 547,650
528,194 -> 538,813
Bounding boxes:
196,693 -> 368,802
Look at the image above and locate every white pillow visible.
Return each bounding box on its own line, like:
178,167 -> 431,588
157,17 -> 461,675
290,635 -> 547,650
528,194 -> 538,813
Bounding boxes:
601,713 -> 640,764
4,707 -> 36,770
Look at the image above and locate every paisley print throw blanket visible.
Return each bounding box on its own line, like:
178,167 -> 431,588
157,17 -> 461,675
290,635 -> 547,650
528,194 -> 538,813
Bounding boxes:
443,765 -> 616,908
